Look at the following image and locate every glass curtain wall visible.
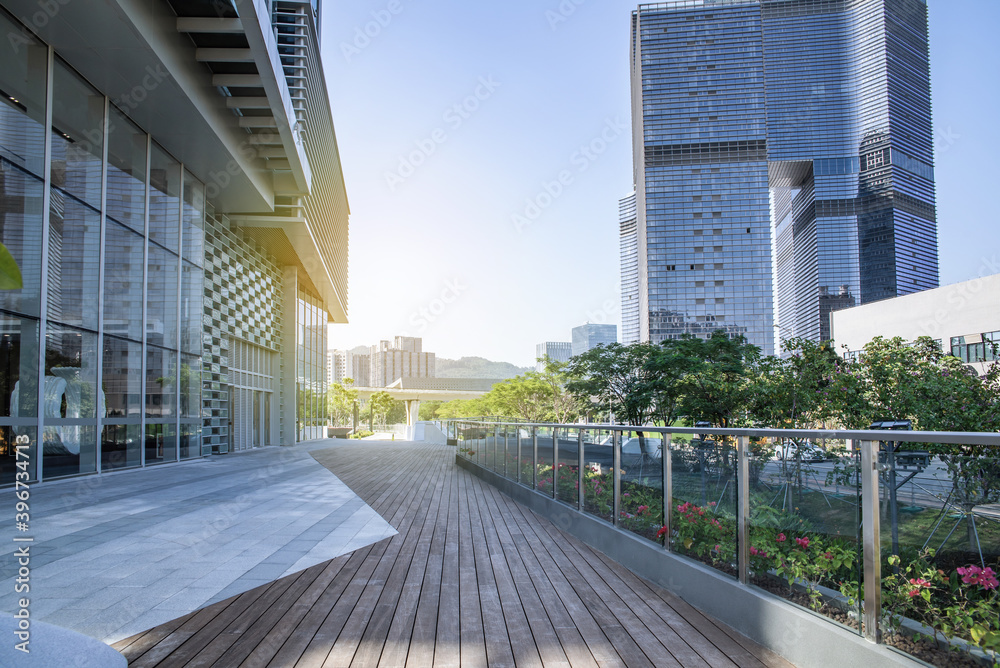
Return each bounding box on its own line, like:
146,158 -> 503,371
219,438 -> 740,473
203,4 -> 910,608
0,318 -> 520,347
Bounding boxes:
296,290 -> 327,441
0,9 -> 204,482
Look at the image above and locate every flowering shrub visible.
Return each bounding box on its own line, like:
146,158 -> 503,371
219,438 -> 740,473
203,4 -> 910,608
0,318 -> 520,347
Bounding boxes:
878,550 -> 1000,656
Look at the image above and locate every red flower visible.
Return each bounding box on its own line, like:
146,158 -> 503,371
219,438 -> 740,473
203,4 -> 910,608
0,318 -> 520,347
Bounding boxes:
636,505 -> 649,515
776,533 -> 787,543
795,537 -> 810,548
656,526 -> 668,539
909,578 -> 931,588
824,552 -> 833,560
907,589 -> 921,598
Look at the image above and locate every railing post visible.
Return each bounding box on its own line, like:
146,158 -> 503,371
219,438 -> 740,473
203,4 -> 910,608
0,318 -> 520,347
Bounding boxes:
532,427 -> 538,490
492,425 -> 498,471
552,428 -> 559,500
613,430 -> 621,527
516,425 -> 522,484
503,424 -> 509,478
663,434 -> 672,551
861,439 -> 882,643
578,429 -> 585,511
737,435 -> 750,585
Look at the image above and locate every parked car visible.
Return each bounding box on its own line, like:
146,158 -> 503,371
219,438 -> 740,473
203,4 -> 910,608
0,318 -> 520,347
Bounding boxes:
772,440 -> 829,463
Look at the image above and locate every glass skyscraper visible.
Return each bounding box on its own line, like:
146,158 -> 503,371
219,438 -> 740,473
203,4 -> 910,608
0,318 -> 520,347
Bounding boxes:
629,0 -> 938,354
619,193 -> 640,345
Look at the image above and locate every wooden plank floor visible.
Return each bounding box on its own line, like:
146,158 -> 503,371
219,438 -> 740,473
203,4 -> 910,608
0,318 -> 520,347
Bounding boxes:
113,442 -> 794,667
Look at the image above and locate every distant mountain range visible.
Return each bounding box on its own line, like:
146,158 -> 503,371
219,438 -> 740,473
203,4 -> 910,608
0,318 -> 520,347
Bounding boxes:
435,357 -> 530,379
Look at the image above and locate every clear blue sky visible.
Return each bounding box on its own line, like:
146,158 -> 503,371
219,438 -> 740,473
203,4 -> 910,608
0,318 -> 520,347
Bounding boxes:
320,0 -> 999,367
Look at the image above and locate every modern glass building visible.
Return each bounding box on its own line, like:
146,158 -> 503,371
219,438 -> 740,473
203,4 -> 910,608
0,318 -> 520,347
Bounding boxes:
0,0 -> 349,484
629,0 -> 938,354
535,341 -> 572,372
619,193 -> 640,345
571,323 -> 618,357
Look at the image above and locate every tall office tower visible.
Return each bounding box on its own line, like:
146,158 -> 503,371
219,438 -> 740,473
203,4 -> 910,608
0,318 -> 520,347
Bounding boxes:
630,0 -> 938,353
535,341 -> 573,372
572,324 -> 618,357
619,193 -> 640,344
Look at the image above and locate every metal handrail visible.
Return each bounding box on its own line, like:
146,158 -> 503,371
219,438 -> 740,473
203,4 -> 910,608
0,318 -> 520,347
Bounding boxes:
449,418 -> 1000,647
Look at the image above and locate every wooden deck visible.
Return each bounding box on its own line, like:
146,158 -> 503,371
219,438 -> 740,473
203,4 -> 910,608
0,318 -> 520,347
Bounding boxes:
113,442 -> 794,667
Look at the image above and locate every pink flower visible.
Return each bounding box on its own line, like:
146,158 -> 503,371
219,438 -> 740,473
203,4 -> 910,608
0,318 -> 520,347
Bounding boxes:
714,544 -> 721,552
637,505 -> 649,515
795,537 -> 810,549
750,546 -> 769,558
909,578 -> 931,588
908,589 -> 921,598
824,552 -> 833,560
623,493 -> 630,497
708,502 -> 717,507
776,533 -> 787,543
958,565 -> 999,590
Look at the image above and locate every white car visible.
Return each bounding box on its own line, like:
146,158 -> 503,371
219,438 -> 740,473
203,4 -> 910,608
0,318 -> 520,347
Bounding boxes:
772,441 -> 828,463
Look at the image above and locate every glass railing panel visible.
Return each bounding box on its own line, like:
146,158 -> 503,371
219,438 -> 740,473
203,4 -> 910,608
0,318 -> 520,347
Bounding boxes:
619,429 -> 666,543
536,426 -> 554,495
875,441 -> 999,664
555,427 -> 578,506
747,437 -> 862,634
669,433 -> 737,578
582,428 -> 613,523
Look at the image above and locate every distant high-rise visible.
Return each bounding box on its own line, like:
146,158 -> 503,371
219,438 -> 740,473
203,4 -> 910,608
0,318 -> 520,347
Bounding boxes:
619,193 -> 640,345
629,0 -> 938,354
535,342 -> 573,372
572,324 -> 618,357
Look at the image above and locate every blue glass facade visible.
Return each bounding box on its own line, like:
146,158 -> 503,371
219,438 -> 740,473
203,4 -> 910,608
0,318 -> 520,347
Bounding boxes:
619,193 -> 640,344
630,0 -> 938,352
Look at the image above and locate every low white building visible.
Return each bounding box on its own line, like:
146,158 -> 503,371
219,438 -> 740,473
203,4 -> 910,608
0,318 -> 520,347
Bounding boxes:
830,273 -> 1000,376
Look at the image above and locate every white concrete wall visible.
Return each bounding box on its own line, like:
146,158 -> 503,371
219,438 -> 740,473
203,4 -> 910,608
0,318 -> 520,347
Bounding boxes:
830,273 -> 1000,374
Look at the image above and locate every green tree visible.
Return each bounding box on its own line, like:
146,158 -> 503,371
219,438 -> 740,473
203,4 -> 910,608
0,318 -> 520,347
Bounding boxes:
830,336 -> 1000,550
675,332 -> 760,429
327,378 -> 358,426
367,391 -> 396,429
566,342 -> 662,426
0,242 -> 22,290
418,400 -> 445,421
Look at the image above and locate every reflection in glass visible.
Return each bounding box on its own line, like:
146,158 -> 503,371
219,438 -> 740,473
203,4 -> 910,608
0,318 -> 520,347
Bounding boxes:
43,324 -> 100,477
0,161 -> 44,317
47,190 -> 100,329
145,422 -> 176,465
102,423 -> 141,470
104,221 -> 145,342
146,245 -> 179,350
180,353 -> 201,419
0,12 -> 47,178
181,260 -> 203,354
182,170 -> 204,265
106,106 -> 147,232
0,313 -> 40,485
103,335 -> 142,418
149,143 -> 180,252
180,422 -> 201,459
145,345 -> 177,419
50,59 -> 104,210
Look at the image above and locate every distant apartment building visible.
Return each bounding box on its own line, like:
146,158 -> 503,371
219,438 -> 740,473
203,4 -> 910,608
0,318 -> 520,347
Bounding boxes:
351,354 -> 371,388
831,274 -> 1000,377
572,324 -> 618,357
367,336 -> 435,387
535,342 -> 573,372
620,193 -> 640,345
328,350 -> 351,385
